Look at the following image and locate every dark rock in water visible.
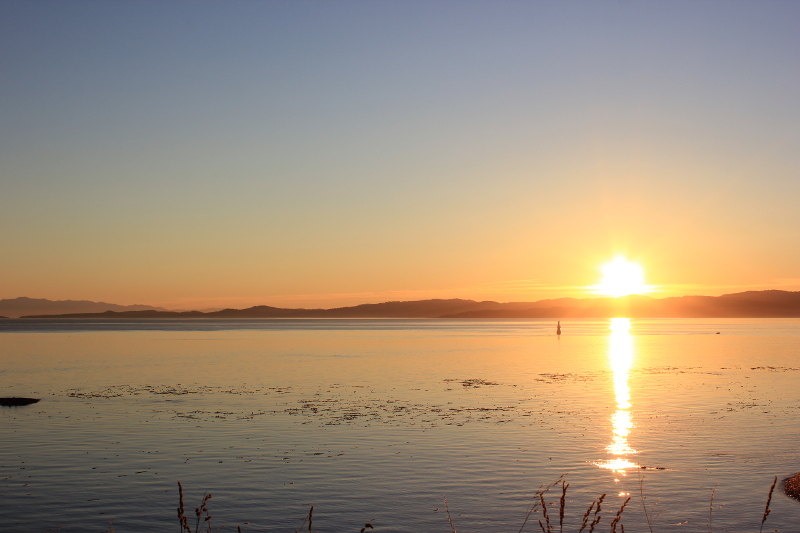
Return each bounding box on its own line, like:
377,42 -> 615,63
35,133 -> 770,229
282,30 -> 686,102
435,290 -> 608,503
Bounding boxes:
784,472 -> 800,501
0,397 -> 41,406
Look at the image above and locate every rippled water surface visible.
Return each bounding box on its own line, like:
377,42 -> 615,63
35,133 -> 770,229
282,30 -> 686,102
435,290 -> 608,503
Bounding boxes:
2,318 -> 800,532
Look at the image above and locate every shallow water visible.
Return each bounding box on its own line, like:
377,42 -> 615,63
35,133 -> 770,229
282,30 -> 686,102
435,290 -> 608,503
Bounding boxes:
1,318 -> 799,532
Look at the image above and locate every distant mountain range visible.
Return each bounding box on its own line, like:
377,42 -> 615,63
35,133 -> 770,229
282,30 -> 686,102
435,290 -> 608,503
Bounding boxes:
11,290 -> 800,319
440,290 -> 800,318
0,297 -> 167,318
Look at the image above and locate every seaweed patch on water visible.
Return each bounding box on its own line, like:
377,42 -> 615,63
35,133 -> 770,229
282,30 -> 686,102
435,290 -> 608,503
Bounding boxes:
749,366 -> 800,372
534,373 -> 598,383
443,378 -> 500,388
147,394 -> 547,427
639,366 -> 727,376
66,384 -> 291,399
285,394 -> 530,427
273,381 -> 576,428
61,381 -> 595,428
640,366 -> 800,376
67,387 -> 128,399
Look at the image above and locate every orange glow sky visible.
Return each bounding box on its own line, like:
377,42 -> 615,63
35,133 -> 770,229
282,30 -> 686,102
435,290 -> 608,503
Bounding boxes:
2,1 -> 800,310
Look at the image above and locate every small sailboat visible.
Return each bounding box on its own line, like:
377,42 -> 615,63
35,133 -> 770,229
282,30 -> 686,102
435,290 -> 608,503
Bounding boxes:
556,321 -> 561,336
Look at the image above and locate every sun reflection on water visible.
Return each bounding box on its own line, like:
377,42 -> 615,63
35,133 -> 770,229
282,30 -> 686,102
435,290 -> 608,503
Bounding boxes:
596,317 -> 639,473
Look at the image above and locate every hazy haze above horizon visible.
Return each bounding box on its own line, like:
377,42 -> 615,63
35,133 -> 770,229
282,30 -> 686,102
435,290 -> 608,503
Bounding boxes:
2,0 -> 799,309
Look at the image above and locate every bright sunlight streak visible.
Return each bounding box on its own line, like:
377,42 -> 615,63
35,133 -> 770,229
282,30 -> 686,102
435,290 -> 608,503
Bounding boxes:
592,257 -> 652,297
596,318 -> 639,474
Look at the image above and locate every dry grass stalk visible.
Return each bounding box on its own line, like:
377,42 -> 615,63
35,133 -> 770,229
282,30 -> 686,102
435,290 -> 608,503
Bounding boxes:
177,481 -> 191,533
638,471 -> 654,533
519,475 -> 566,533
707,485 -> 717,533
759,476 -> 777,533
539,493 -> 552,532
609,496 -> 631,533
577,500 -> 596,533
587,493 -> 605,533
193,492 -> 213,533
519,501 -> 541,533
295,505 -> 314,533
175,486 -> 213,533
558,481 -> 569,533
444,495 -> 457,533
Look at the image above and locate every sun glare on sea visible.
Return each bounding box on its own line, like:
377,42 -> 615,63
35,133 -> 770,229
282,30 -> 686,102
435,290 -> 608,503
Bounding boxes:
592,256 -> 652,297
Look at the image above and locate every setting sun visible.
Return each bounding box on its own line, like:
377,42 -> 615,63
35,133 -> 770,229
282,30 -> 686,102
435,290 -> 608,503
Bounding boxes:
592,257 -> 651,297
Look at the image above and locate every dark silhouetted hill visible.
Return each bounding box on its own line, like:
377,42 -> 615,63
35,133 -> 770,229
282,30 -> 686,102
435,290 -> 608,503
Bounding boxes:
19,291 -> 800,319
443,291 -> 800,318
24,299 -> 522,319
1,297 -> 168,318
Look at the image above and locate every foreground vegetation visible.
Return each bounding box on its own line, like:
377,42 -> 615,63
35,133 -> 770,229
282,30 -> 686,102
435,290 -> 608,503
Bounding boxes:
162,474 -> 787,533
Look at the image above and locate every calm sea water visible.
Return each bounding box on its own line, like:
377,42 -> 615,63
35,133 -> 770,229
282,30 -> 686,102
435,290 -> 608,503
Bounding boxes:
1,318 -> 799,532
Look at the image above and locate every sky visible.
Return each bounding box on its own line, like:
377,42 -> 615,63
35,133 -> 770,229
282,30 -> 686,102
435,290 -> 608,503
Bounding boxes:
2,0 -> 800,309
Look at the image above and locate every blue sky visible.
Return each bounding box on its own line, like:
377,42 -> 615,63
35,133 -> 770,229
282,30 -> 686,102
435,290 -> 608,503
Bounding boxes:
2,1 -> 799,308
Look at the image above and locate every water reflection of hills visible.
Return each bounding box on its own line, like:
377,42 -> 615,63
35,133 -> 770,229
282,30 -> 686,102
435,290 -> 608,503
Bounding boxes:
20,290 -> 800,318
